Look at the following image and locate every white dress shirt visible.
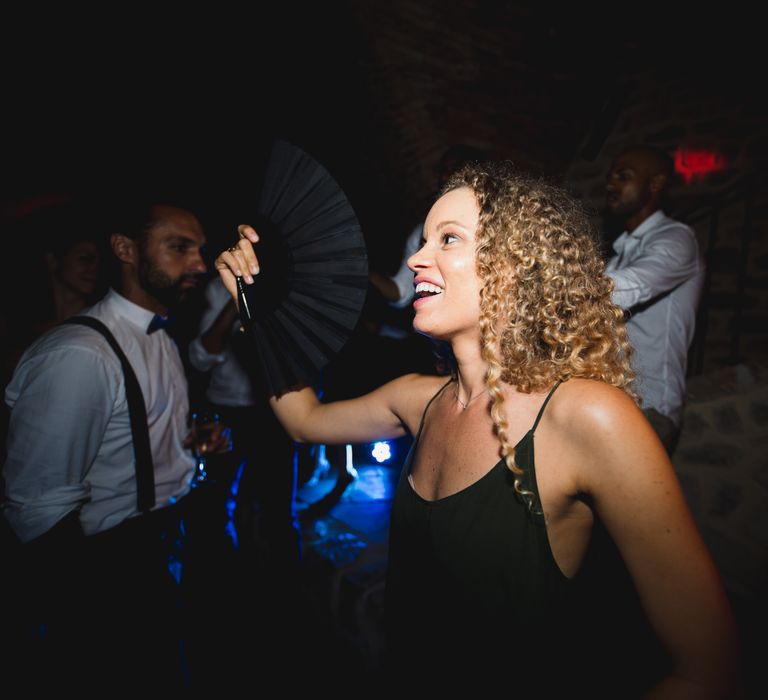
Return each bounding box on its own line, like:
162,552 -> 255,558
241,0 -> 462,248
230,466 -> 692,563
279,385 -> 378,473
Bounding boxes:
3,288 -> 195,541
389,223 -> 424,308
188,277 -> 256,407
605,210 -> 705,426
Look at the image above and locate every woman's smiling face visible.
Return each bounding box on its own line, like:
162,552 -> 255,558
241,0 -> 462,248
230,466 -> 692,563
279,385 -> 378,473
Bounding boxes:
407,186 -> 482,342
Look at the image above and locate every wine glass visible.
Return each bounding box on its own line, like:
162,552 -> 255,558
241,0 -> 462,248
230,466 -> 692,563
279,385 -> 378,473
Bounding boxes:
191,410 -> 220,486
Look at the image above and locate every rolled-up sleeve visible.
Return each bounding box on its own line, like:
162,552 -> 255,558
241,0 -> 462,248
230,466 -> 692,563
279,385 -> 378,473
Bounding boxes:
188,280 -> 231,372
390,224 -> 424,308
188,337 -> 226,372
3,346 -> 115,542
607,227 -> 700,310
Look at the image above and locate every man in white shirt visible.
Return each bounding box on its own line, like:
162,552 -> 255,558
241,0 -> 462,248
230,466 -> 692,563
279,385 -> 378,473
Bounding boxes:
3,201 -> 226,689
604,146 -> 705,453
188,276 -> 300,572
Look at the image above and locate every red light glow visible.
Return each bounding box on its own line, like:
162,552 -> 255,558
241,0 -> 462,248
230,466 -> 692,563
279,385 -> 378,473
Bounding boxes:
674,148 -> 726,184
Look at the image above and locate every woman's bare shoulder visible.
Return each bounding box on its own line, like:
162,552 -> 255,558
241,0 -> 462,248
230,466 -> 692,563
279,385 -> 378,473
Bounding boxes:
381,373 -> 453,430
548,378 -> 641,433
546,378 -> 668,491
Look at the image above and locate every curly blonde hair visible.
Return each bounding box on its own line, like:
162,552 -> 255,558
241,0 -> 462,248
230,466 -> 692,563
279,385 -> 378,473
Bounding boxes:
442,161 -> 636,509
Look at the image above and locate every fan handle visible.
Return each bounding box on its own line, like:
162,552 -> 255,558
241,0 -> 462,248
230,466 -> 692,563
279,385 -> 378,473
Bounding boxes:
236,276 -> 253,331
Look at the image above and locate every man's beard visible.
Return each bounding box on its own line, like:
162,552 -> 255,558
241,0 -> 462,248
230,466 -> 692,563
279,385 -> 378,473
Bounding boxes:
137,256 -> 194,310
602,207 -> 628,241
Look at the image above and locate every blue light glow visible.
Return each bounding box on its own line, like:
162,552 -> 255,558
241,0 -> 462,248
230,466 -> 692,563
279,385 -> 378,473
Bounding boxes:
371,441 -> 392,463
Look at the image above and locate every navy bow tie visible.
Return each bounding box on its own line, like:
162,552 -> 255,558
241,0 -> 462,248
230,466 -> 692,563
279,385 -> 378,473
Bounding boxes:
146,314 -> 174,335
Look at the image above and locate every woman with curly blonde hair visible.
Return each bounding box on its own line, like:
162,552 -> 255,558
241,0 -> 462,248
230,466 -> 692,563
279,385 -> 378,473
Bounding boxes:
216,161 -> 740,696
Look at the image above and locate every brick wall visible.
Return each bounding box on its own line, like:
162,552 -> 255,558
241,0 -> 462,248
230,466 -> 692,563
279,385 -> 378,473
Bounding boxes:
341,1 -> 618,270
3,3 -> 764,357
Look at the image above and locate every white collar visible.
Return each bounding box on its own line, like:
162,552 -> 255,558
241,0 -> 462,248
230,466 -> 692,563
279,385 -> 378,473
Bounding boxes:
612,210 -> 667,254
104,288 -> 157,332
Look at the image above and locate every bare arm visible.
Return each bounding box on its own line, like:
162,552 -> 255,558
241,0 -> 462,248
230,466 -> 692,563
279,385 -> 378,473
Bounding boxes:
213,224 -> 443,446
567,383 -> 741,699
269,373 -> 438,445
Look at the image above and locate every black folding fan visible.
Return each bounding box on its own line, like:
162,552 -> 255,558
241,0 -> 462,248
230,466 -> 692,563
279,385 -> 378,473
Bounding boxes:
235,139 -> 368,396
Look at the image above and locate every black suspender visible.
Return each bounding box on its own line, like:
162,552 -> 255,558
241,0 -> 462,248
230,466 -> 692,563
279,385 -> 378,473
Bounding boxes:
64,316 -> 156,513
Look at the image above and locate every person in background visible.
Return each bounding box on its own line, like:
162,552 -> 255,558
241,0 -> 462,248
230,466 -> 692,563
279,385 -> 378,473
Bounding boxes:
0,199 -> 107,526
2,199 -> 230,691
1,199 -> 106,386
604,145 -> 705,454
188,275 -> 301,573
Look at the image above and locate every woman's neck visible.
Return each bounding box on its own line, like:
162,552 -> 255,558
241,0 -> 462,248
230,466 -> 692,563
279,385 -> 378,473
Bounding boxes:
451,334 -> 490,400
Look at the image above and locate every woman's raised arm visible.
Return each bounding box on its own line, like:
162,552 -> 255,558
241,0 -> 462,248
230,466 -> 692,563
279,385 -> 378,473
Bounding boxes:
268,373 -> 438,445
213,224 -> 443,447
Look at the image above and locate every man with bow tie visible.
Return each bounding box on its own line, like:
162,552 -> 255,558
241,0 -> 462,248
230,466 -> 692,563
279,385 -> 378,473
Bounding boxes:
2,200 -> 229,689
604,146 -> 705,454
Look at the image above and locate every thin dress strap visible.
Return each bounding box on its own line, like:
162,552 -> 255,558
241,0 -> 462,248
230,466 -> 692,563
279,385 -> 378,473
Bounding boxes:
530,380 -> 562,434
414,378 -> 454,441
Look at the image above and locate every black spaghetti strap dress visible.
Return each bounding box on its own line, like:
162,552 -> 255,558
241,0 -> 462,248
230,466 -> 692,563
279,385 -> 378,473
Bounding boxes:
382,379 -> 666,694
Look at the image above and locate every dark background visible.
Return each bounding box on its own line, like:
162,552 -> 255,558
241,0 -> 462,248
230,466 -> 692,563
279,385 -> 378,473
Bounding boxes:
2,0 -> 764,420
2,4 -> 760,267
1,2 -> 766,693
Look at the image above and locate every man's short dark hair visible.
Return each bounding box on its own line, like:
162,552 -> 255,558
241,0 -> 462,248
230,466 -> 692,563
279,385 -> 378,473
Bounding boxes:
619,145 -> 675,185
